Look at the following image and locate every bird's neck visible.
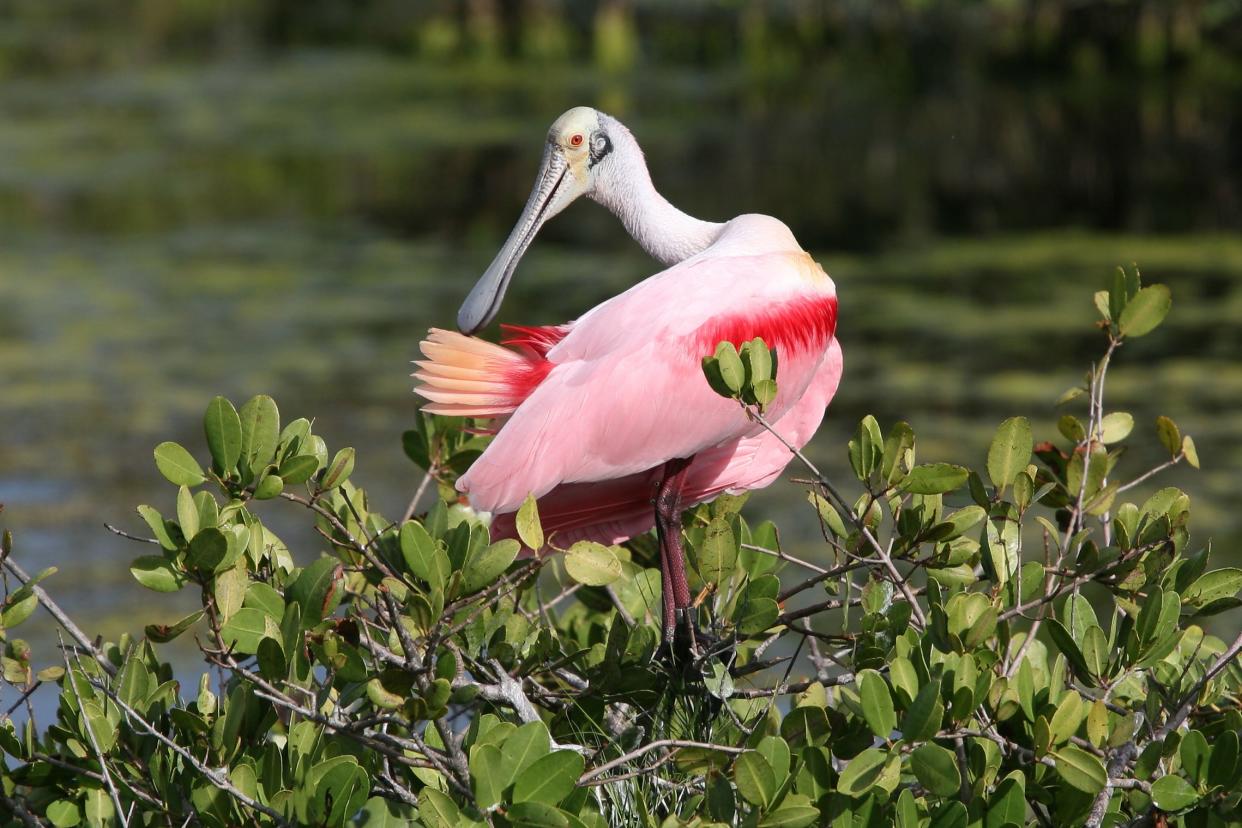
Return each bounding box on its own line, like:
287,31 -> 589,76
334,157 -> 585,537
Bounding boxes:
590,125 -> 725,266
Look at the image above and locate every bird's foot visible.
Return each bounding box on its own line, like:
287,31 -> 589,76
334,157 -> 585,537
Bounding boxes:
655,609 -> 731,672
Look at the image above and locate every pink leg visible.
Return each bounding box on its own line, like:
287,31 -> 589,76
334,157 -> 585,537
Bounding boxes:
654,456 -> 694,644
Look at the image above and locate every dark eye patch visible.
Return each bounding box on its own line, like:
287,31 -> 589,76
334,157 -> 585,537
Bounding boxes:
588,131 -> 612,167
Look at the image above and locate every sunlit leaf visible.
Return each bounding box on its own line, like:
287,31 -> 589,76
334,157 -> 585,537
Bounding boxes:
153,441 -> 206,487
564,542 -> 623,586
987,417 -> 1032,491
1117,284 -> 1171,338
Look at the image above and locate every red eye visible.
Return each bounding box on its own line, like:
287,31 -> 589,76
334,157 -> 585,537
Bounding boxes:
570,134 -> 584,147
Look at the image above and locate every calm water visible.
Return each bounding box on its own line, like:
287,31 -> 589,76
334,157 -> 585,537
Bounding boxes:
0,48 -> 1240,692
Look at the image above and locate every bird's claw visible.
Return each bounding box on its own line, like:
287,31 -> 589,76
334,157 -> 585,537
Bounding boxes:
654,609 -> 729,672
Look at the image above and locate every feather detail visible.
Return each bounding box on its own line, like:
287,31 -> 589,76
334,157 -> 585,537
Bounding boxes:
413,328 -> 553,418
500,323 -> 572,357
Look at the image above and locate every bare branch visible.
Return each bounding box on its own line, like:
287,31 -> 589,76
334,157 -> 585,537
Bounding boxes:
1,556 -> 116,677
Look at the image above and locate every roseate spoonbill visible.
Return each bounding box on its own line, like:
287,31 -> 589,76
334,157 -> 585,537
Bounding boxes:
414,107 -> 840,651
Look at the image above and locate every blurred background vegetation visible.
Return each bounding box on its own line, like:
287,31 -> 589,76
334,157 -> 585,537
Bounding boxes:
1,0 -> 1240,650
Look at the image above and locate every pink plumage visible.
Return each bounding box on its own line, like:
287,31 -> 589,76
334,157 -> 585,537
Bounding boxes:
415,107 -> 843,649
442,221 -> 838,515
488,339 -> 843,550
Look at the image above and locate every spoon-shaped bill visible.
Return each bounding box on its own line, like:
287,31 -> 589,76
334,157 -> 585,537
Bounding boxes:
457,146 -> 570,334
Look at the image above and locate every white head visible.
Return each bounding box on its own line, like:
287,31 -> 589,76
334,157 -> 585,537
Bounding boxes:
457,106 -> 625,334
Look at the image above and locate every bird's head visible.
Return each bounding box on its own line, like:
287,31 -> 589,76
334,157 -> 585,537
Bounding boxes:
457,106 -> 619,334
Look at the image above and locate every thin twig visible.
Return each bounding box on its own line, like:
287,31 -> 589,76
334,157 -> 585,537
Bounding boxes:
103,524 -> 160,545
0,557 -> 116,677
63,641 -> 128,828
748,409 -> 927,628
579,739 -> 749,784
1116,454 -> 1185,494
84,676 -> 292,825
401,471 -> 434,523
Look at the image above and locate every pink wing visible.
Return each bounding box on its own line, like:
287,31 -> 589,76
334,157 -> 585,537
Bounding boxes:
458,248 -> 838,514
490,338 -> 844,549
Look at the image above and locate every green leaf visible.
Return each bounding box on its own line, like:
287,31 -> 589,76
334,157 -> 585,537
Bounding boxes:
756,735 -> 791,791
902,678 -> 944,742
1183,435 -> 1200,468
904,463 -> 969,495
213,566 -> 247,621
714,341 -> 745,395
244,582 -> 285,620
848,415 -> 884,481
471,743 -> 506,810
837,747 -> 887,797
277,454 -> 320,485
136,505 -> 178,551
501,721 -> 551,786
911,743 -> 961,797
986,771 -> 1026,826
288,557 -> 343,622
1062,593 -> 1099,641
186,527 -> 228,571
880,421 -> 916,484
220,607 -> 278,655
1082,626 -> 1109,679
1047,619 -> 1093,684
987,417 -> 1032,490
46,800 -> 81,827
505,802 -> 569,828
1096,288 -> 1113,322
1,588 -> 37,629
1150,774 -> 1199,811
145,610 -> 204,643
697,514 -> 738,585
734,750 -> 776,807
1099,412 -> 1134,444
257,637 -> 287,681
418,789 -> 460,828
1117,284 -> 1171,338
564,542 -> 623,586
1208,730 -> 1239,790
129,556 -> 186,592
153,441 -> 206,487
742,337 -> 774,384
320,447 -> 355,490
310,757 -> 369,826
238,394 -> 281,477
1058,414 -> 1086,443
857,670 -> 896,739
176,485 -> 199,539
1048,690 -> 1084,745
1184,568 -> 1242,608
758,795 -> 820,828
512,750 -> 585,805
516,494 -> 544,551
1155,416 -> 1181,457
204,396 -> 243,474
461,539 -> 520,593
751,378 -> 778,408
781,705 -> 831,750
806,492 -> 846,538
400,521 -> 439,583
1052,745 -> 1107,795
737,597 -> 779,635
1181,730 -> 1210,786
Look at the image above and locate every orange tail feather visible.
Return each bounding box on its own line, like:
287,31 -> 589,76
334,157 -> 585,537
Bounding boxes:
413,329 -> 551,418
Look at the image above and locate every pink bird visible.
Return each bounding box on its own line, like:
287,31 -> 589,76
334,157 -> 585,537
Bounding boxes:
415,107 -> 841,651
